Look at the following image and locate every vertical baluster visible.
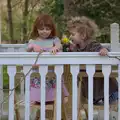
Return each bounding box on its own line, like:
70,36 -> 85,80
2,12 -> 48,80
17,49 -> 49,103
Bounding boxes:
8,66 -> 16,120
110,23 -> 119,52
86,65 -> 95,120
55,65 -> 63,120
39,65 -> 47,120
102,65 -> 111,120
0,65 -> 3,115
23,66 -> 31,120
118,63 -> 120,120
71,65 -> 79,120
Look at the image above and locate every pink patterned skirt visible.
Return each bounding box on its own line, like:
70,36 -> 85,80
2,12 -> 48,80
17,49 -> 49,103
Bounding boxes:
30,71 -> 69,103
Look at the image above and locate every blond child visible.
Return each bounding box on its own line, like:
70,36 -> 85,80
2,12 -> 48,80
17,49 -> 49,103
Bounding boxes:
67,16 -> 118,104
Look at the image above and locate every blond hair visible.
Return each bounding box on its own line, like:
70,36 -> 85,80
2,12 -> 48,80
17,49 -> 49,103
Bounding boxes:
67,16 -> 99,40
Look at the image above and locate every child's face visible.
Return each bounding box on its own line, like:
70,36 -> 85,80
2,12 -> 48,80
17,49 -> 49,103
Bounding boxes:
69,29 -> 84,44
37,26 -> 52,39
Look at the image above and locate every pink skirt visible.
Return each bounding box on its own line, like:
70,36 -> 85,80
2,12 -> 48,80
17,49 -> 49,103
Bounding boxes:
30,77 -> 69,102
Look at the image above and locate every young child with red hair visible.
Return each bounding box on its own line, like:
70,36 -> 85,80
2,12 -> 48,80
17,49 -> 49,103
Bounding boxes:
26,14 -> 69,104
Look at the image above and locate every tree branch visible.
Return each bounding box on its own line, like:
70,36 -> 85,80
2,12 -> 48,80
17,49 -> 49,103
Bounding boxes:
29,0 -> 40,10
12,0 -> 22,8
89,0 -> 105,7
105,0 -> 116,7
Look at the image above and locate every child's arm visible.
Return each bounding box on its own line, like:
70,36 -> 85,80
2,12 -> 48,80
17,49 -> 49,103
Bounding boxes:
51,37 -> 62,54
99,48 -> 108,56
53,37 -> 62,50
27,44 -> 33,52
89,41 -> 108,56
26,39 -> 34,52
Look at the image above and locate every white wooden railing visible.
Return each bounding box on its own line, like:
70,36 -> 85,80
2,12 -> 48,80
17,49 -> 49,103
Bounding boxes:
0,52 -> 120,120
0,44 -> 26,52
0,23 -> 120,119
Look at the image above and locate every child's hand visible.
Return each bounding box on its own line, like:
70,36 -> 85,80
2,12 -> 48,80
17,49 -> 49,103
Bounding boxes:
51,46 -> 59,54
69,43 -> 76,51
27,44 -> 34,52
99,48 -> 108,56
63,96 -> 68,104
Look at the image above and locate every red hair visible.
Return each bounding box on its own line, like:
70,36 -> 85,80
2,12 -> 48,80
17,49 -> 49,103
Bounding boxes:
30,14 -> 56,39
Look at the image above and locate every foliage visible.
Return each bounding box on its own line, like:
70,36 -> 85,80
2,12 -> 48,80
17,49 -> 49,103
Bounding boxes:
3,65 -> 9,88
39,0 -> 65,37
1,0 -> 120,42
1,0 -> 40,42
68,0 -> 120,42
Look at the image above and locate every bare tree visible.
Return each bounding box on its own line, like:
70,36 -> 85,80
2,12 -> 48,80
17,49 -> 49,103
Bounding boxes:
7,0 -> 14,43
22,0 -> 41,42
22,0 -> 30,42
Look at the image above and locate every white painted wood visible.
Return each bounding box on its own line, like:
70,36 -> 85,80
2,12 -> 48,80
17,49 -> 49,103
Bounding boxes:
39,65 -> 47,120
0,47 -> 7,52
55,65 -> 63,120
118,63 -> 120,120
0,52 -> 119,65
2,48 -> 7,52
86,65 -> 95,120
0,44 -> 25,48
14,48 -> 20,52
8,66 -> 16,120
23,66 -> 31,120
102,65 -> 111,120
0,51 -> 119,120
111,23 -> 119,52
14,47 -> 25,52
19,47 -> 25,52
7,48 -> 15,52
0,65 -> 3,115
71,65 -> 79,120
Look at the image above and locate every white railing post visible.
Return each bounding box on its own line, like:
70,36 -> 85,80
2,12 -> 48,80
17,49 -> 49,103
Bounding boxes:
71,65 -> 79,120
55,65 -> 63,120
102,65 -> 111,120
110,23 -> 119,52
86,65 -> 95,120
23,66 -> 31,120
39,65 -> 47,120
8,66 -> 16,120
